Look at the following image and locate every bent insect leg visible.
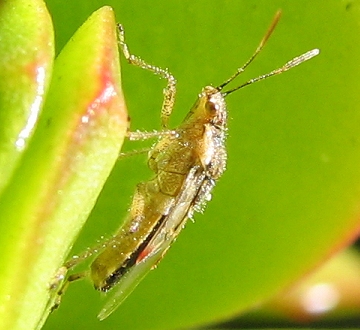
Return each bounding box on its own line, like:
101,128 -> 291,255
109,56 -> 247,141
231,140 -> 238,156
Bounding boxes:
50,269 -> 88,312
117,24 -> 176,129
49,236 -> 118,312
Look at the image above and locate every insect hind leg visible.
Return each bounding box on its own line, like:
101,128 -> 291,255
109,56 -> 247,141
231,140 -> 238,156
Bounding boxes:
48,236 -> 118,313
117,24 -> 176,129
49,269 -> 88,312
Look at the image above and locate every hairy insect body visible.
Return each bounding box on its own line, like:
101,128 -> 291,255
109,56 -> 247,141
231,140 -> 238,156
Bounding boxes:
90,86 -> 227,292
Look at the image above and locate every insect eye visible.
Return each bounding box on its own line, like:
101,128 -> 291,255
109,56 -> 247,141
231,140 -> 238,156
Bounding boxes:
205,100 -> 219,114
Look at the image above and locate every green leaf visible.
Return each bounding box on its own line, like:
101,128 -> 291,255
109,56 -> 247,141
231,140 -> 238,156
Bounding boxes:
0,0 -> 54,194
0,4 -> 127,330
262,248 -> 360,323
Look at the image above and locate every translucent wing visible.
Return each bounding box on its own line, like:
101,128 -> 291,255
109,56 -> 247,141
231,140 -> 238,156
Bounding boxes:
97,244 -> 165,320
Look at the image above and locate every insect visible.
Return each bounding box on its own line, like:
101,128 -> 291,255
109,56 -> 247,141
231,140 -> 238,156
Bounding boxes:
50,11 -> 319,320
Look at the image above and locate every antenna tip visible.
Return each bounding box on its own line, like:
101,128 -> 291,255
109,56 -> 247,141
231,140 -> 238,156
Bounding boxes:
312,48 -> 320,56
307,48 -> 320,60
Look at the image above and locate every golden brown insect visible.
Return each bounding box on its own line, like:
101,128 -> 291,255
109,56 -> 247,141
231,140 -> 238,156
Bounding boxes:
50,11 -> 319,320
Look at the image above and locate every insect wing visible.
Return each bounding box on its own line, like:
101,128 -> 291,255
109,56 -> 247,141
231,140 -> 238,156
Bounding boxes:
97,243 -> 164,320
144,165 -> 207,255
98,166 -> 206,320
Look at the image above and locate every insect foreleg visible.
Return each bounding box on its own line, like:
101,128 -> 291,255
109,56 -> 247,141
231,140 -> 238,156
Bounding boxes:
117,24 -> 176,129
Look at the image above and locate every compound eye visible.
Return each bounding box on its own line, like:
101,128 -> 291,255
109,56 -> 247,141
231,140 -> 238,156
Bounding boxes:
205,99 -> 219,115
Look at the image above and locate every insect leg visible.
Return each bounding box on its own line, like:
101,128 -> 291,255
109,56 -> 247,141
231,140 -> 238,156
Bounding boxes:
117,24 -> 176,129
119,147 -> 151,159
49,236 -> 117,311
50,270 -> 89,312
127,129 -> 178,141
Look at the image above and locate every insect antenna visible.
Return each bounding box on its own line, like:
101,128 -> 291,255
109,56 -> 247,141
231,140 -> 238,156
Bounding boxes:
217,10 -> 282,92
217,10 -> 319,96
222,48 -> 319,96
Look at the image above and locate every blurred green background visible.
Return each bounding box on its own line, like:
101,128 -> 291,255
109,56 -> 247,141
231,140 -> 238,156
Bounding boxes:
39,0 -> 360,329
